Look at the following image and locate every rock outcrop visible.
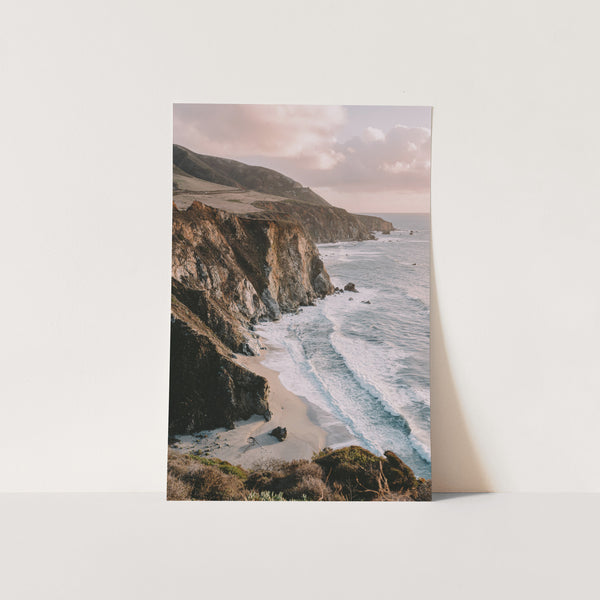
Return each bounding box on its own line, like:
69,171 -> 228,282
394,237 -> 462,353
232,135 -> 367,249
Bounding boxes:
253,200 -> 376,243
269,426 -> 288,441
169,298 -> 270,433
353,214 -> 395,234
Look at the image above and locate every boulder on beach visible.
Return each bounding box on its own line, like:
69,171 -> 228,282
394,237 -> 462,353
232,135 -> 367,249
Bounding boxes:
344,282 -> 358,293
270,426 -> 287,441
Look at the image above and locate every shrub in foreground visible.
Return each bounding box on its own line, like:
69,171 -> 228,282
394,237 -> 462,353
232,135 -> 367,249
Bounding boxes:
167,447 -> 431,502
168,452 -> 246,500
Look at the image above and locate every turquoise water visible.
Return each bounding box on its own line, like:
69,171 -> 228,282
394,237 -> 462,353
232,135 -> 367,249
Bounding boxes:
257,213 -> 431,478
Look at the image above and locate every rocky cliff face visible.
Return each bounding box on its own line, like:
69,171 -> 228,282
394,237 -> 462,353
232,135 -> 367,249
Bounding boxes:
354,214 -> 395,234
169,201 -> 334,433
172,201 -> 333,349
170,297 -> 270,432
253,200 -> 376,243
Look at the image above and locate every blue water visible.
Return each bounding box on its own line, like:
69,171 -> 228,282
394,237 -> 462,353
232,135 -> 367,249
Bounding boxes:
257,213 -> 431,478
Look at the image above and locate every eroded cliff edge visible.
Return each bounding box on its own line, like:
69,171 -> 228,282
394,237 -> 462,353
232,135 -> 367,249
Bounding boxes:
354,213 -> 394,235
169,146 -> 394,434
170,201 -> 334,432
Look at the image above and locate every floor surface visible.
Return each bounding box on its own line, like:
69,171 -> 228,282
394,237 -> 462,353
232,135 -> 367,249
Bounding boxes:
1,493 -> 598,599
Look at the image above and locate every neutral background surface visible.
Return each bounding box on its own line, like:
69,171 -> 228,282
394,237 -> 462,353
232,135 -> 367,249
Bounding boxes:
2,492 -> 598,599
1,0 -> 599,494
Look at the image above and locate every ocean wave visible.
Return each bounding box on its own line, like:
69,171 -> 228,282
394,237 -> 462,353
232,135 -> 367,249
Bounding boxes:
258,315 -> 420,460
325,324 -> 431,463
258,317 -> 381,446
410,432 -> 431,463
404,285 -> 430,308
258,220 -> 431,475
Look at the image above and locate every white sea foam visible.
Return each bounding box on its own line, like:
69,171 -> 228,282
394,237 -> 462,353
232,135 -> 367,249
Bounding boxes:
258,214 -> 431,477
327,327 -> 431,462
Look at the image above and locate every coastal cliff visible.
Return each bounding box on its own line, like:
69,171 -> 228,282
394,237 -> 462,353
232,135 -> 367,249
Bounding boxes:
354,213 -> 395,234
170,297 -> 270,432
170,200 -> 334,433
254,200 -> 376,243
169,145 -> 393,434
173,144 -> 394,239
172,201 -> 333,350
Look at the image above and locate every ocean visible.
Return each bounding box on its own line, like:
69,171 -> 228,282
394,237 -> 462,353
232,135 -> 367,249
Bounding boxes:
256,213 -> 431,479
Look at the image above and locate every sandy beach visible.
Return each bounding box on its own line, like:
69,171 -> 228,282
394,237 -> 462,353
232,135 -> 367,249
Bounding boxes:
170,347 -> 328,469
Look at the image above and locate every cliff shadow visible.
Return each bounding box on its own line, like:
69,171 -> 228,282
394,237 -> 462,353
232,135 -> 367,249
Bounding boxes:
430,254 -> 493,492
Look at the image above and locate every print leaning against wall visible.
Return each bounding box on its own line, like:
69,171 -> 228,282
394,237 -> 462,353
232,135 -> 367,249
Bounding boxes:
168,104 -> 432,501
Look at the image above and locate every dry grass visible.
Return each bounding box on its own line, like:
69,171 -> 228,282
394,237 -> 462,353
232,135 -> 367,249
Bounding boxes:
167,451 -> 246,501
166,473 -> 193,501
167,447 -> 431,502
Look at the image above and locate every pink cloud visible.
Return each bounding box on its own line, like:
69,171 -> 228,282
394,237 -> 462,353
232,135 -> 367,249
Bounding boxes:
362,126 -> 385,142
305,124 -> 431,193
174,104 -> 346,170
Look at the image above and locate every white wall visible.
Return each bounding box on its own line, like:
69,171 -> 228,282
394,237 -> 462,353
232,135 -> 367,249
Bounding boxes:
1,0 -> 598,493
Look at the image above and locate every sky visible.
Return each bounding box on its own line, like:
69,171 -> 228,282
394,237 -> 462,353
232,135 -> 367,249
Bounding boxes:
173,104 -> 431,213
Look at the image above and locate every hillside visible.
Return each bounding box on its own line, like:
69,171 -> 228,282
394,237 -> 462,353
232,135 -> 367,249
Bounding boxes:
173,144 -> 395,239
173,144 -> 329,206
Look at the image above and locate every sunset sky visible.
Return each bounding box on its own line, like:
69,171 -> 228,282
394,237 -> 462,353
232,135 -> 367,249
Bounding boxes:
173,105 -> 431,213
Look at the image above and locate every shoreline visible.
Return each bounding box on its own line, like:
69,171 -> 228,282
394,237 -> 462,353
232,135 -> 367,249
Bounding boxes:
170,223 -> 431,473
170,342 -> 330,469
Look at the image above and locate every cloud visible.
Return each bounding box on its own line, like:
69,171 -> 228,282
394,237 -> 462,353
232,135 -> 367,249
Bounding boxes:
173,104 -> 347,170
304,124 -> 431,193
363,126 -> 385,142
380,161 -> 413,174
313,149 -> 346,170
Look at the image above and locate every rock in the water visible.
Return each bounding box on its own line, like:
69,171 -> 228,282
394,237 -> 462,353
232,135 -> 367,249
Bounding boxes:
348,297 -> 354,301
344,282 -> 358,293
270,426 -> 287,441
361,300 -> 371,304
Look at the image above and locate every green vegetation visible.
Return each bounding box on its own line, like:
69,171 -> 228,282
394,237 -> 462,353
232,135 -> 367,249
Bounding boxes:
189,456 -> 248,480
167,446 -> 431,502
314,445 -> 380,467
